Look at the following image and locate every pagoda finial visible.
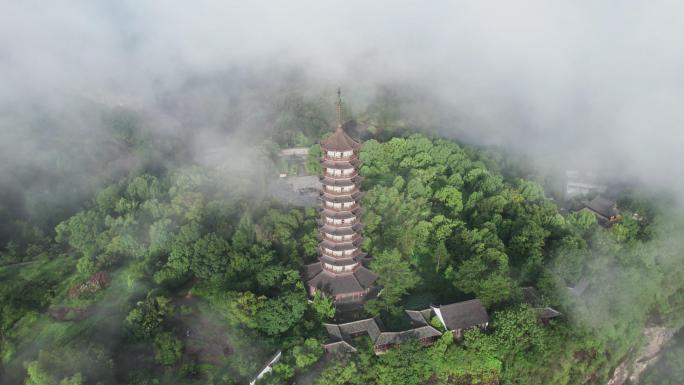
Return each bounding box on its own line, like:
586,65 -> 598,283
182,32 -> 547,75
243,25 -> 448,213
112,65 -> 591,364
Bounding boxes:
336,88 -> 343,131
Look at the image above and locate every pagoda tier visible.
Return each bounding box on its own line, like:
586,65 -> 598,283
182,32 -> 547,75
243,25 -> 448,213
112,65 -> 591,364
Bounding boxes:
319,175 -> 364,185
316,218 -> 361,228
305,90 -> 377,303
319,239 -> 364,258
318,223 -> 364,243
320,191 -> 363,201
319,250 -> 367,263
321,158 -> 361,168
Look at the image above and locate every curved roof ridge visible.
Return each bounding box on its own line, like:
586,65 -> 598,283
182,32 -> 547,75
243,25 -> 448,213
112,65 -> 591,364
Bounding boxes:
321,127 -> 361,152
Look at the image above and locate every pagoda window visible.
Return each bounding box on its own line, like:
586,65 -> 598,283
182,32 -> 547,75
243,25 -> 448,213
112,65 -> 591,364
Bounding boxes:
324,263 -> 357,272
324,263 -> 339,272
342,234 -> 353,240
342,202 -> 353,208
343,150 -> 353,157
327,168 -> 343,176
342,168 -> 354,175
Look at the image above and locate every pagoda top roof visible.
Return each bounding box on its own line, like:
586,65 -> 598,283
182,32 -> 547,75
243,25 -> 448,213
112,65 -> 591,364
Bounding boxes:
321,126 -> 361,152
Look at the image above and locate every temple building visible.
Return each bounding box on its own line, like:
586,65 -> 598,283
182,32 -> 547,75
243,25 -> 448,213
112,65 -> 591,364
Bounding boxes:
577,195 -> 620,227
305,90 -> 377,303
322,299 -> 489,355
431,299 -> 489,340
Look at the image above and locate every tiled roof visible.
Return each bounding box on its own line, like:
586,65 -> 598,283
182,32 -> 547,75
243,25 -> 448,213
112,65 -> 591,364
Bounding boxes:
320,224 -> 363,236
320,194 -> 359,203
319,255 -> 359,266
323,341 -> 357,354
374,326 -> 442,346
319,239 -> 362,251
320,209 -> 359,220
321,158 -> 360,168
539,307 -> 562,319
320,176 -> 363,186
405,309 -> 430,326
320,127 -> 361,152
307,265 -> 377,296
434,299 -> 489,331
583,195 -> 618,218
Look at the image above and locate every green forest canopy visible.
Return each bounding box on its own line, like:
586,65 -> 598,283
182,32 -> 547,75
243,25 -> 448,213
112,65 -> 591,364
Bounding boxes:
1,126 -> 684,384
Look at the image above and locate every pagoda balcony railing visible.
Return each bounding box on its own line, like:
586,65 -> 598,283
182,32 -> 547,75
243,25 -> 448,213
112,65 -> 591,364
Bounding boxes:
323,170 -> 359,179
322,154 -> 358,162
321,187 -> 360,196
320,203 -> 360,212
317,218 -> 360,228
320,233 -> 362,243
323,262 -> 361,275
324,170 -> 358,178
319,248 -> 365,260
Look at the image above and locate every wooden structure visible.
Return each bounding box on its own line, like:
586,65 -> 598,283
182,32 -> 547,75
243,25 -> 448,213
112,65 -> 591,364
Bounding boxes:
431,299 -> 489,340
323,300 -> 489,354
578,195 -> 620,226
305,90 -> 377,302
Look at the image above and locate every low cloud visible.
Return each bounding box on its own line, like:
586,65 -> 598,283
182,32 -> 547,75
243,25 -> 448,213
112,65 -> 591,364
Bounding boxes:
2,1 -> 684,208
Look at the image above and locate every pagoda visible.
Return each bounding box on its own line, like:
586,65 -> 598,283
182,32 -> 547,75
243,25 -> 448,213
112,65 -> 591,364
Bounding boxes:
305,90 -> 377,303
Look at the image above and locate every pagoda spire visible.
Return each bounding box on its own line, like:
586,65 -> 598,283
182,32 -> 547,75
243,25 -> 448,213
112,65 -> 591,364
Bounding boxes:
336,88 -> 343,131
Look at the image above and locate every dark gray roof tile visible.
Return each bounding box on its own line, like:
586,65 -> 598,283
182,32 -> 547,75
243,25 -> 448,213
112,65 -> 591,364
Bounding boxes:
434,299 -> 489,331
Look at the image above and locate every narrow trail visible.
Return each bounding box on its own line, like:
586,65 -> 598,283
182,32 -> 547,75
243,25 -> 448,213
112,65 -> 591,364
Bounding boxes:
0,260 -> 36,269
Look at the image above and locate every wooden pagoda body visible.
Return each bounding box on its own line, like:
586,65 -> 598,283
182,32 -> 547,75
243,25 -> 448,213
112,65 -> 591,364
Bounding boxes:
305,91 -> 377,302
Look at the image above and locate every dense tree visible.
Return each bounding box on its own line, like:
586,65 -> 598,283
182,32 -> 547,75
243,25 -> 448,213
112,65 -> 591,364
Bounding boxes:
153,332 -> 183,365
4,124 -> 684,385
312,291 -> 335,321
292,338 -> 323,368
314,360 -> 358,385
366,249 -> 420,315
258,290 -> 308,335
125,295 -> 174,339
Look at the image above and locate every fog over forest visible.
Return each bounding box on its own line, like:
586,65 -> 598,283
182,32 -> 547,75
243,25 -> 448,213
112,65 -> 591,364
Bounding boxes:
3,2 -> 684,385
2,1 -> 684,209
